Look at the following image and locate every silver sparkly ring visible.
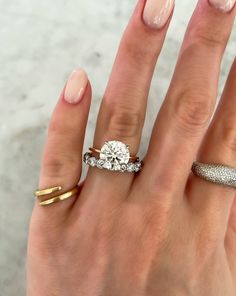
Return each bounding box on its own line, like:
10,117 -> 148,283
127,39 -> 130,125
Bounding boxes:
83,140 -> 142,173
192,162 -> 236,189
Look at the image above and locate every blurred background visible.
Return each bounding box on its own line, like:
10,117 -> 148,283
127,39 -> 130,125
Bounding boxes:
0,0 -> 235,294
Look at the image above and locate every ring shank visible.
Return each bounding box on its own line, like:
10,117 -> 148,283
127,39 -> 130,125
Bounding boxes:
34,185 -> 79,206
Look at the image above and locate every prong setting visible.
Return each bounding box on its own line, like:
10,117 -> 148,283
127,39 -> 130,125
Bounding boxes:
83,140 -> 142,173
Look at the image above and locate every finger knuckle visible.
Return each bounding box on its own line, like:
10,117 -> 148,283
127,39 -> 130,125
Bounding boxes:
48,117 -> 76,139
195,31 -> 226,50
188,24 -> 228,50
123,39 -> 156,67
48,118 -> 67,136
42,152 -> 77,179
173,87 -> 212,132
107,102 -> 142,138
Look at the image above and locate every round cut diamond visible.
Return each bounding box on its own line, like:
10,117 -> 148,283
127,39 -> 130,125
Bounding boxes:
103,161 -> 112,170
83,152 -> 91,164
88,157 -> 97,167
113,164 -> 121,171
97,159 -> 105,169
127,163 -> 135,173
120,164 -> 127,172
134,162 -> 142,172
100,141 -> 130,165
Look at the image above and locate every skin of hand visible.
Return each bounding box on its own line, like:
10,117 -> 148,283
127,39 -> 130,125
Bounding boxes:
27,0 -> 236,295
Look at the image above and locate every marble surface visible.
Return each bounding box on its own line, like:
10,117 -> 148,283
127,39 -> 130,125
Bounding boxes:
0,0 -> 235,294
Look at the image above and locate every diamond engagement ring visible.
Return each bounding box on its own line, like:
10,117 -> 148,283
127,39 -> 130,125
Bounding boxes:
192,162 -> 236,189
83,140 -> 142,173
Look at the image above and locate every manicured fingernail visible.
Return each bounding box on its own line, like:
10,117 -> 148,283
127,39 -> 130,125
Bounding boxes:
209,0 -> 236,11
64,69 -> 88,104
143,0 -> 175,29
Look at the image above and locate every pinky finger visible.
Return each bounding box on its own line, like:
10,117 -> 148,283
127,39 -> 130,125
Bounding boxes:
35,68 -> 91,214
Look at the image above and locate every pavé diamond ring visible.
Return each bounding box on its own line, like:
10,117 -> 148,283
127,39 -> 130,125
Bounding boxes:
83,140 -> 142,173
192,162 -> 236,189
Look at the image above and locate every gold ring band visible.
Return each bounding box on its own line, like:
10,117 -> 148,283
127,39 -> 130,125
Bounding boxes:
34,185 -> 79,206
34,186 -> 62,197
89,147 -> 139,162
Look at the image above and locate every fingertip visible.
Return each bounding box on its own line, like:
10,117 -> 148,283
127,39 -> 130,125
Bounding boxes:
142,0 -> 175,30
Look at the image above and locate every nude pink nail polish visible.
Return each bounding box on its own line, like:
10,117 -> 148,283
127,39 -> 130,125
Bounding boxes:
143,0 -> 175,29
64,69 -> 88,104
209,0 -> 236,12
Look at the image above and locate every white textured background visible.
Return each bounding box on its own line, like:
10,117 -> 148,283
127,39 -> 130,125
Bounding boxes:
0,0 -> 235,295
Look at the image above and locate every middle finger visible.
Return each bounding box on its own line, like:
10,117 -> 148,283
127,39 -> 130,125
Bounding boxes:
85,0 -> 175,191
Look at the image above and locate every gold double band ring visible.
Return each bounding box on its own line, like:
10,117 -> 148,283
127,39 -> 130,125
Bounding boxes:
34,185 -> 79,206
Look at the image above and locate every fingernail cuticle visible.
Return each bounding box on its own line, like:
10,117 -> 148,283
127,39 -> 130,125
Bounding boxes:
209,0 -> 236,12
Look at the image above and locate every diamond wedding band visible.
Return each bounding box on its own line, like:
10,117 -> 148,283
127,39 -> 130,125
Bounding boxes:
84,140 -> 142,173
192,162 -> 236,189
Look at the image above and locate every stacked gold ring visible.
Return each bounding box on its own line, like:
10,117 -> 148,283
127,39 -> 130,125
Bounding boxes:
34,185 -> 79,206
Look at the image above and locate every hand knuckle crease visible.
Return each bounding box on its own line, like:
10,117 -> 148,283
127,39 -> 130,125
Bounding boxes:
49,120 -> 71,137
43,154 -> 77,178
108,106 -> 141,138
174,89 -> 212,130
124,40 -> 155,66
188,26 -> 228,49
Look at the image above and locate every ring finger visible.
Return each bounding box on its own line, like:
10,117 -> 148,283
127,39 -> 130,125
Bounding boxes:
139,0 -> 235,199
188,58 -> 236,238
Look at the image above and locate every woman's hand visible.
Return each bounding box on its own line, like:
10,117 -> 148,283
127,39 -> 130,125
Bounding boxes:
27,0 -> 236,295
